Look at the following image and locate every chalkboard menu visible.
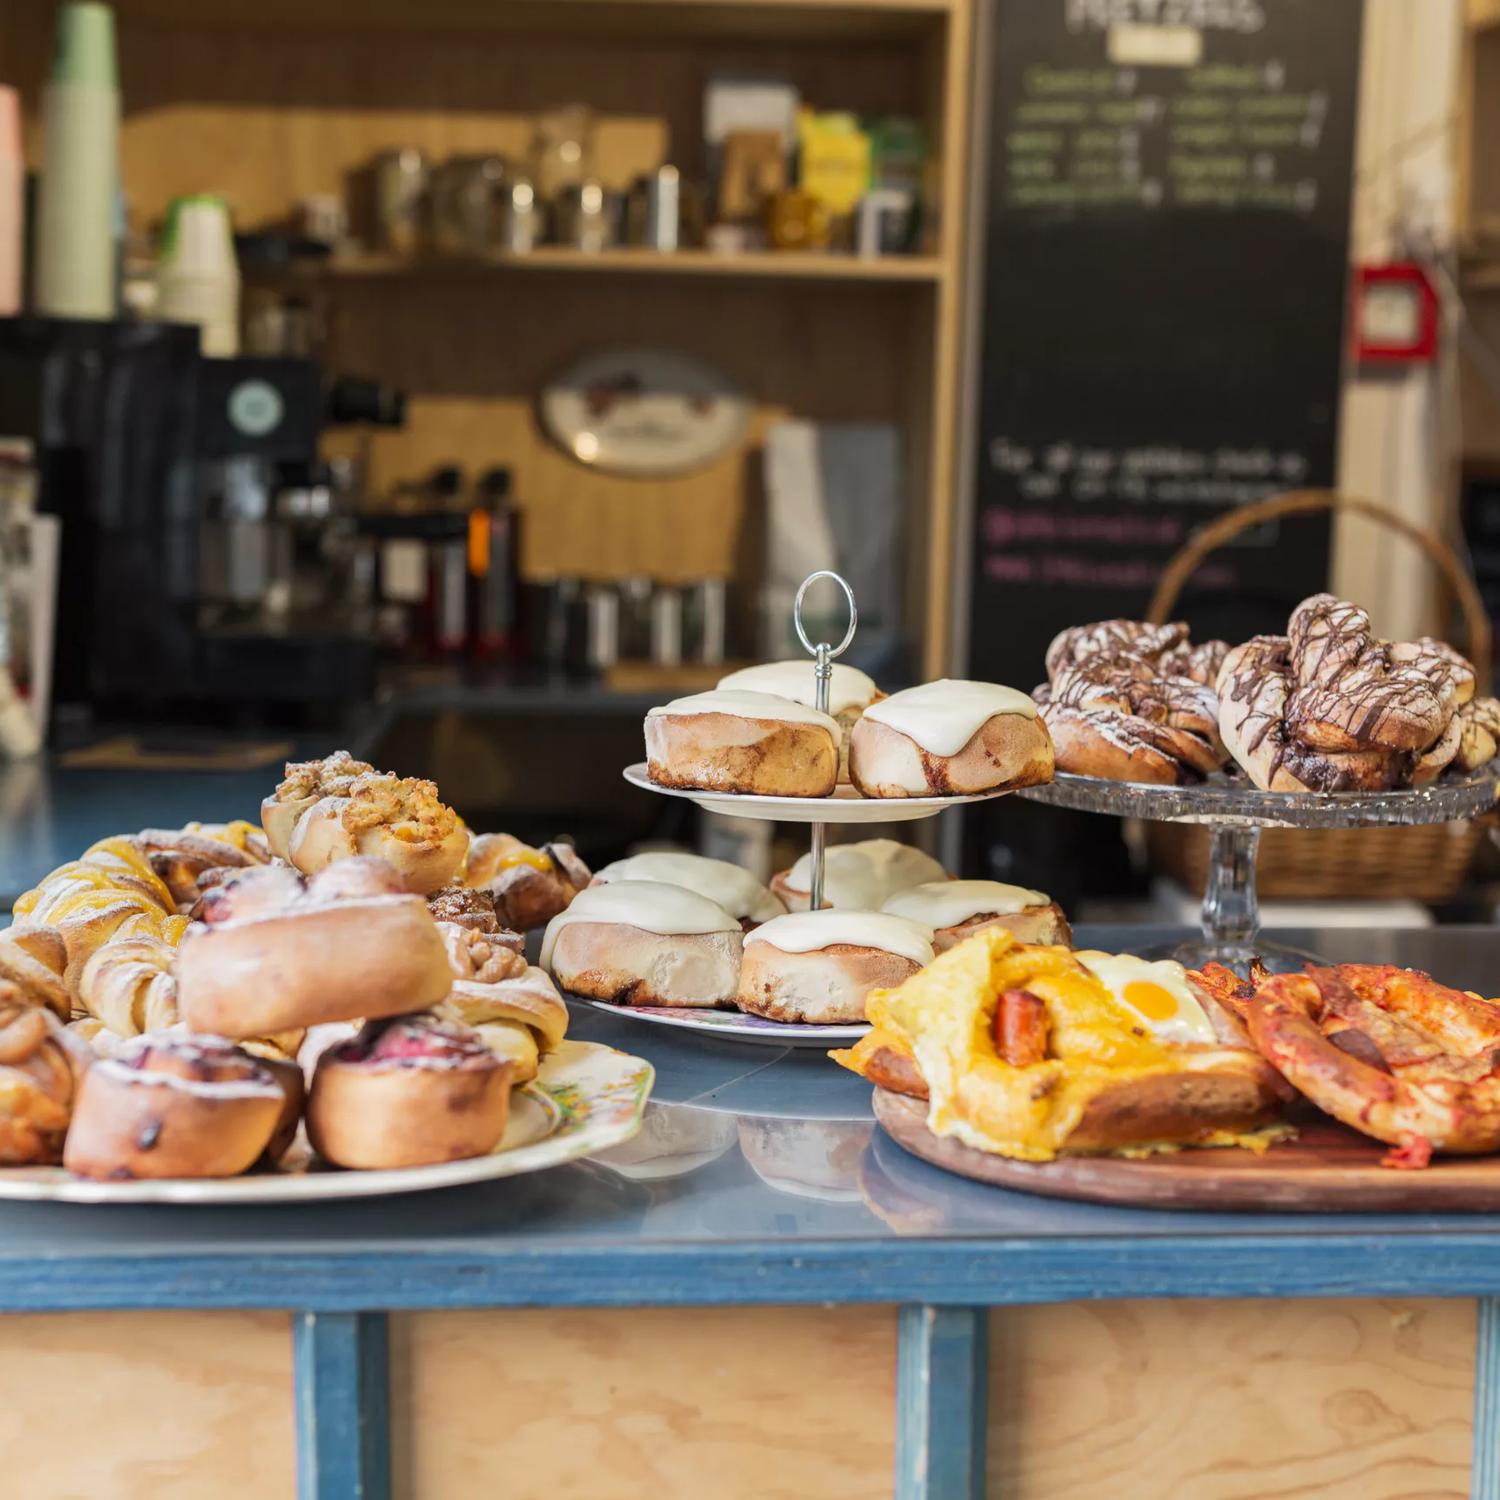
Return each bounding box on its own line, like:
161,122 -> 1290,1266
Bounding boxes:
966,0 -> 1363,685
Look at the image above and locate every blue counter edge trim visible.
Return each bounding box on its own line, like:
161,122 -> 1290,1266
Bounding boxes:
15,1234 -> 1500,1311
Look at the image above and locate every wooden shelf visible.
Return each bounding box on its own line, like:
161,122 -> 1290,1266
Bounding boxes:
261,248 -> 947,284
113,0 -> 953,40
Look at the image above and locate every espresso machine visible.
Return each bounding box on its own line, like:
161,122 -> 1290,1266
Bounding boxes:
0,316 -> 400,729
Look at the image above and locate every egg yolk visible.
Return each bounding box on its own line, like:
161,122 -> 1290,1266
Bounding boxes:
1122,980 -> 1181,1021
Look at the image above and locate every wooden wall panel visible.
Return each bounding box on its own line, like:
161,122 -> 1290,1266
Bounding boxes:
0,1310 -> 294,1499
988,1298 -> 1474,1500
319,274 -> 924,581
393,1304 -> 897,1500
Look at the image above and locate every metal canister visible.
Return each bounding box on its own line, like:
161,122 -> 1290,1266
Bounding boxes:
585,582 -> 621,671
499,174 -> 543,253
650,585 -> 684,667
373,148 -> 429,257
554,181 -> 617,252
429,155 -> 506,256
628,165 -> 682,251
690,576 -> 727,664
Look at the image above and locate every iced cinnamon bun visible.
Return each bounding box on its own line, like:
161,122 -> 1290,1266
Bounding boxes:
848,680 -> 1053,798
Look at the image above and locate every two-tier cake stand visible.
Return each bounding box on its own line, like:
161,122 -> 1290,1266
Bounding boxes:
613,571 -> 1018,1046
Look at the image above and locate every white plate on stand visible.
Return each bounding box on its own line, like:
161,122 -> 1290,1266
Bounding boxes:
622,764 -> 1014,823
584,998 -> 868,1048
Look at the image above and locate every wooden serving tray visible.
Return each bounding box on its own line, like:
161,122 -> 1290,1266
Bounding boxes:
873,1089 -> 1500,1212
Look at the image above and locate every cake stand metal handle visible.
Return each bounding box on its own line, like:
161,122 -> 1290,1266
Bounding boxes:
794,571 -> 858,912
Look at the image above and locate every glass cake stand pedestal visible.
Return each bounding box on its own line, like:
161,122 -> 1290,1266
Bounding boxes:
1018,768 -> 1500,971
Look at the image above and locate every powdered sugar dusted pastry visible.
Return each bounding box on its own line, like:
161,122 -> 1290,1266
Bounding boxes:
737,909 -> 935,1024
848,680 -> 1053,797
717,661 -> 881,780
307,1015 -> 513,1171
437,967 -> 569,1084
62,1034 -> 289,1180
881,880 -> 1071,951
464,834 -> 591,931
541,880 -> 744,1008
176,860 -> 453,1038
645,690 -> 841,798
0,987 -> 91,1165
592,851 -> 786,927
772,838 -> 947,912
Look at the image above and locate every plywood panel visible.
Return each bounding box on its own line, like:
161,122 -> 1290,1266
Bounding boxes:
988,1298 -> 1474,1500
0,1310 -> 294,1500
394,1304 -> 897,1500
319,273 -> 925,582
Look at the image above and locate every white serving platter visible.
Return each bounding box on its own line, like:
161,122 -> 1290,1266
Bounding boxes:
622,763 -> 1014,823
584,998 -> 869,1049
0,1040 -> 652,1205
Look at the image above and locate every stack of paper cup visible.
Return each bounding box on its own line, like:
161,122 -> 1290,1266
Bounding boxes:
157,194 -> 240,357
33,3 -> 119,319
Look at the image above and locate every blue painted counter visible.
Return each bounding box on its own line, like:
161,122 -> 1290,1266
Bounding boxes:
6,762 -> 1500,1497
7,927 -> 1500,1319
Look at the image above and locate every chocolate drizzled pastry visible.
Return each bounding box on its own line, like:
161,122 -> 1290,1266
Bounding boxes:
1216,595 -> 1499,791
1038,619 -> 1232,784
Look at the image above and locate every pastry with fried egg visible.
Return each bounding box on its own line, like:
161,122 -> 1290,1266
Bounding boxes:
736,910 -> 935,1025
832,930 -> 1286,1160
882,880 -> 1070,951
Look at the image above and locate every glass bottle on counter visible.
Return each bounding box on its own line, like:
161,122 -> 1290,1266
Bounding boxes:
427,465 -> 468,659
468,466 -> 521,662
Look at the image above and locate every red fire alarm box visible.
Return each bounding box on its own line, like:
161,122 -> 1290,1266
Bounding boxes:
1351,262 -> 1440,365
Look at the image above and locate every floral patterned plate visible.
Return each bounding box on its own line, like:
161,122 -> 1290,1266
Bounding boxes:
0,1039 -> 653,1205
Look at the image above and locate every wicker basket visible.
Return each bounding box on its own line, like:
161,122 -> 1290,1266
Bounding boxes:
1143,489 -> 1490,905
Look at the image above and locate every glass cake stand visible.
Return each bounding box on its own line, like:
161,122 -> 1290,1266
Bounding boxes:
1019,767 -> 1500,970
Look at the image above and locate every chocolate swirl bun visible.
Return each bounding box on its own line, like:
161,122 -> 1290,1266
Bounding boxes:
1038,619 -> 1232,785
1216,635 -> 1405,792
1284,595 -> 1451,755
1044,620 -> 1189,679
1215,595 -> 1499,791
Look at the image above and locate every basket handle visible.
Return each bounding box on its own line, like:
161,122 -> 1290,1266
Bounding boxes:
1145,489 -> 1492,692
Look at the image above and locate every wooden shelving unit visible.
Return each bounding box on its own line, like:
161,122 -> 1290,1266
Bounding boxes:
273,249 -> 949,284
5,0 -> 974,675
